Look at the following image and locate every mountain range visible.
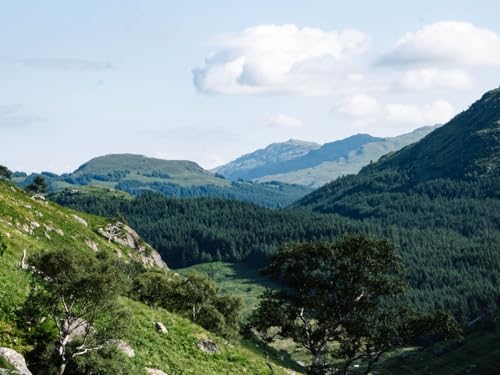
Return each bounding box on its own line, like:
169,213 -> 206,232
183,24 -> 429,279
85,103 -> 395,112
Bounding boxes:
215,126 -> 439,187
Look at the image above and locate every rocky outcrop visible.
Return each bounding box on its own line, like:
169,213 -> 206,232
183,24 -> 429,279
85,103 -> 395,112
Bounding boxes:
197,339 -> 219,354
99,221 -> 168,269
0,347 -> 32,375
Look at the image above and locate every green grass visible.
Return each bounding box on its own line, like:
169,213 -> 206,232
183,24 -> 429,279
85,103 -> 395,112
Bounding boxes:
377,323 -> 500,375
177,262 -> 282,318
0,180 -> 302,374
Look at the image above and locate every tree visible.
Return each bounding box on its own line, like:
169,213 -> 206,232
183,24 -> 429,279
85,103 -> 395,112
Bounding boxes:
24,248 -> 128,375
250,236 -> 460,374
0,165 -> 12,180
26,175 -> 48,194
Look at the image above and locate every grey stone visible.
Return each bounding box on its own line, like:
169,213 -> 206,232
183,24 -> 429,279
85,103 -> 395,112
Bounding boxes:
0,348 -> 32,375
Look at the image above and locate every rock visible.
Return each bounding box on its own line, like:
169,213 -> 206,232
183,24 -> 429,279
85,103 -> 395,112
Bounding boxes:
197,339 -> 219,354
145,368 -> 168,375
155,322 -> 168,334
0,347 -> 32,375
31,194 -> 45,201
112,340 -> 135,358
72,215 -> 88,227
85,239 -> 99,252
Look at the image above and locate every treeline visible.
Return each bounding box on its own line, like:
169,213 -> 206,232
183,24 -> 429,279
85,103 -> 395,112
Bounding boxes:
115,180 -> 313,208
51,184 -> 500,321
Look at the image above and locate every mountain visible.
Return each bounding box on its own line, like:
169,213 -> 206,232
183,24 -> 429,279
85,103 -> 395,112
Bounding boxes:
216,127 -> 438,188
213,139 -> 320,180
297,87 -> 500,213
257,126 -> 438,187
12,154 -> 313,208
0,179 -> 300,374
50,88 -> 500,322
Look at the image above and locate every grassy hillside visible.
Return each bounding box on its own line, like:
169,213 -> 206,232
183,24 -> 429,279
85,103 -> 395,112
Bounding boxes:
72,154 -> 228,187
0,180 -> 302,374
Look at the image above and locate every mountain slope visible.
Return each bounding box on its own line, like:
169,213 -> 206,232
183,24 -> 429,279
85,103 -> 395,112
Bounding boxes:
0,180 -> 301,374
216,134 -> 382,181
257,126 -> 438,187
297,87 -> 500,213
213,139 -> 320,180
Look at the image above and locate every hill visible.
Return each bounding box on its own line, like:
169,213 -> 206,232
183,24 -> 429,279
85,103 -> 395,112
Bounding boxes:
215,134 -> 382,182
257,126 -> 438,187
213,139 -> 320,180
12,154 -> 313,208
0,180 -> 302,374
297,87 -> 500,213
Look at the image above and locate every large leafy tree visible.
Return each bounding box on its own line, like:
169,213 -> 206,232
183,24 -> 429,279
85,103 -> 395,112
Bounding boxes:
24,248 -> 128,375
250,236 -> 460,374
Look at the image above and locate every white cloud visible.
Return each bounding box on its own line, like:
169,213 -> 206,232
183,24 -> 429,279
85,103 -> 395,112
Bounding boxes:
398,68 -> 473,90
380,21 -> 500,66
337,95 -> 455,128
193,24 -> 370,95
264,114 -> 304,128
339,94 -> 379,118
384,100 -> 455,126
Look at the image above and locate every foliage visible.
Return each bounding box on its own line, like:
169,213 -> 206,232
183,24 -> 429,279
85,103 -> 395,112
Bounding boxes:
250,237 -> 460,374
22,248 -> 128,374
25,175 -> 48,194
51,186 -> 500,321
134,270 -> 242,338
0,165 -> 12,180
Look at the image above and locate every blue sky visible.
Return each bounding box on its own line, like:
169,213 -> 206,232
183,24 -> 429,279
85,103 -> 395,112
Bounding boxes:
1,0 -> 500,173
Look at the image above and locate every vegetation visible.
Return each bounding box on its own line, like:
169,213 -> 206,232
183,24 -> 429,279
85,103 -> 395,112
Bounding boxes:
13,154 -> 313,208
22,248 -> 128,374
25,175 -> 48,194
133,270 -> 242,338
0,165 -> 12,180
0,180 -> 299,374
249,237 -> 460,374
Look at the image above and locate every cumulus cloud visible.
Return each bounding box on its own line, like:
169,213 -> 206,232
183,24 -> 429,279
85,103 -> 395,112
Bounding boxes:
193,24 -> 370,95
384,100 -> 455,126
264,114 -> 304,128
337,95 -> 455,127
339,94 -> 380,118
379,21 -> 500,66
398,68 -> 473,90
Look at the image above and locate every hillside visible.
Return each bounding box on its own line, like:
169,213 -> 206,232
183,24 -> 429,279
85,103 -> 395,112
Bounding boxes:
213,139 -> 320,180
12,154 -> 313,208
0,180 -> 301,374
216,134 -> 382,182
257,126 -> 438,187
297,87 -> 500,213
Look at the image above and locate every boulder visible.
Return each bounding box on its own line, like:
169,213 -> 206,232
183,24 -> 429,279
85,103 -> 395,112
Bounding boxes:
155,322 -> 168,334
112,340 -> 135,358
197,339 -> 219,354
145,368 -> 168,375
0,347 -> 32,375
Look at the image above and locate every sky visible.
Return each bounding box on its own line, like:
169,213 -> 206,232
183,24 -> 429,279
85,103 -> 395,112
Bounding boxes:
1,0 -> 500,173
